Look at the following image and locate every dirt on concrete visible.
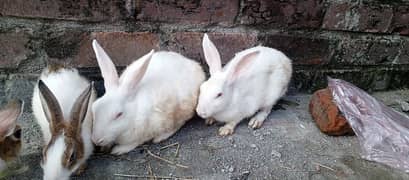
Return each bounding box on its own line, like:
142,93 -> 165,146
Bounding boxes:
4,90 -> 409,180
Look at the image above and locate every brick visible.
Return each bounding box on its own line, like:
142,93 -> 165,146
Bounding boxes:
309,88 -> 354,136
293,67 -> 398,92
390,6 -> 409,35
323,3 -> 393,33
77,32 -> 160,67
390,70 -> 409,90
261,34 -> 334,65
321,3 -> 351,31
333,38 -> 400,65
44,32 -> 160,67
0,31 -> 32,69
0,0 -> 126,22
167,32 -> 258,65
367,40 -> 400,64
136,0 -> 239,25
395,41 -> 409,64
44,31 -> 86,60
356,5 -> 393,33
239,0 -> 324,28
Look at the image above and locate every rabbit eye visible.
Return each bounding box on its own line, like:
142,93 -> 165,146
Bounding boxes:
69,150 -> 77,164
216,93 -> 223,98
115,112 -> 123,120
12,128 -> 22,140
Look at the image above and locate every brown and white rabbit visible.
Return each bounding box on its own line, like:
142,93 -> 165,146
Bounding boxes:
91,40 -> 205,155
196,34 -> 292,136
32,67 -> 96,180
0,99 -> 23,172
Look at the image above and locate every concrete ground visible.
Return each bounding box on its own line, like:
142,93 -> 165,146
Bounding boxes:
4,90 -> 409,180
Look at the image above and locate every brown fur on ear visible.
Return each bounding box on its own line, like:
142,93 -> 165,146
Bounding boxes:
41,121 -> 86,171
62,136 -> 84,170
70,82 -> 93,135
0,125 -> 22,161
41,82 -> 93,171
61,82 -> 93,170
38,80 -> 64,135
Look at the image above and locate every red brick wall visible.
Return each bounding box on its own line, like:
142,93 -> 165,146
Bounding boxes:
0,0 -> 408,92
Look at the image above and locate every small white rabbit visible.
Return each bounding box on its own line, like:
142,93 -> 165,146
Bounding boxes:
32,67 -> 96,180
0,99 -> 24,172
196,34 -> 292,136
91,40 -> 205,155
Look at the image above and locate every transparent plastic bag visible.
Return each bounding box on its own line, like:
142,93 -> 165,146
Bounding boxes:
328,78 -> 409,172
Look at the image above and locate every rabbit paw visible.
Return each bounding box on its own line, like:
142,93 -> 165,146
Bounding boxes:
205,118 -> 216,126
218,125 -> 234,136
248,117 -> 265,129
248,108 -> 270,129
111,144 -> 135,155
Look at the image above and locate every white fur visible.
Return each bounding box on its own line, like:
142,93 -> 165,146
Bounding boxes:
91,40 -> 205,155
32,68 -> 95,180
196,34 -> 292,135
41,136 -> 70,180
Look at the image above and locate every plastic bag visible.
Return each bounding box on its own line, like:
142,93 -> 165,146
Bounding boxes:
328,78 -> 409,172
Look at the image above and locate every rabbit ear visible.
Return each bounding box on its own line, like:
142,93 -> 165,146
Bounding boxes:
227,51 -> 260,83
0,99 -> 23,138
70,82 -> 93,135
120,50 -> 154,93
38,80 -> 64,135
202,34 -> 222,76
92,40 -> 119,92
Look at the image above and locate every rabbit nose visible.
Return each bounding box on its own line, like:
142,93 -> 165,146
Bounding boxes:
96,139 -> 105,145
92,136 -> 103,145
197,110 -> 208,118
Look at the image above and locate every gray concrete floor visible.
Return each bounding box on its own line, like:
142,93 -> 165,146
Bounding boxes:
4,91 -> 409,180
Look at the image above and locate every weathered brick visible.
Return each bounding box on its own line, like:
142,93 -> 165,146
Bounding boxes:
323,3 -> 394,33
239,0 -> 324,28
390,6 -> 409,35
333,38 -> 400,65
0,0 -> 126,21
44,32 -> 160,67
0,31 -> 32,69
309,88 -> 354,136
261,34 -> 334,65
356,5 -> 393,33
44,31 -> 86,60
321,3 -> 351,31
136,0 -> 239,25
395,41 -> 409,64
390,70 -> 409,90
76,32 -> 160,67
367,40 -> 400,64
167,32 -> 258,65
293,68 -> 396,92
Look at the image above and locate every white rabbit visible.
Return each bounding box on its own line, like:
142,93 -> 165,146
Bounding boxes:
196,34 -> 292,136
91,40 -> 205,155
32,67 -> 96,180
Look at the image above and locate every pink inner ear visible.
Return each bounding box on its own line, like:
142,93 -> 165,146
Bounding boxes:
92,40 -> 119,91
230,51 -> 260,81
120,50 -> 153,93
203,34 -> 222,75
0,109 -> 18,137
